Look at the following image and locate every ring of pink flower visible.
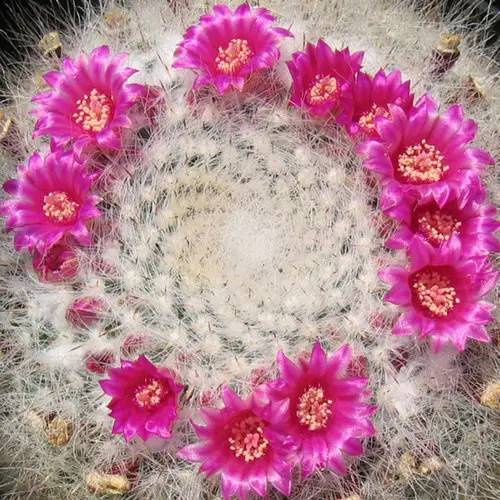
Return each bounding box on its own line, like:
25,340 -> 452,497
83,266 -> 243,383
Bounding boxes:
0,3 -> 498,499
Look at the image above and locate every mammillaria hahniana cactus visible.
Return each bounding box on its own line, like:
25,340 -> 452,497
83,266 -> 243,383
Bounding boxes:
0,1 -> 498,499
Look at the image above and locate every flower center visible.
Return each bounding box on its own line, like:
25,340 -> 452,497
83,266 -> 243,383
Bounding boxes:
43,191 -> 79,223
416,209 -> 461,246
134,378 -> 167,409
358,104 -> 390,136
397,139 -> 449,184
296,385 -> 332,431
228,414 -> 269,462
215,39 -> 253,75
412,269 -> 460,318
306,75 -> 340,105
73,88 -> 113,133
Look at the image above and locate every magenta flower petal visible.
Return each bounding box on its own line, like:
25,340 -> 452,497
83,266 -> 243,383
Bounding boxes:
31,46 -> 143,151
267,342 -> 376,479
1,150 -> 102,252
326,344 -> 352,376
378,266 -> 410,285
357,95 -> 494,206
348,69 -> 413,137
385,283 -> 412,305
178,386 -> 294,499
99,355 -> 184,442
379,241 -> 498,351
173,4 -> 292,95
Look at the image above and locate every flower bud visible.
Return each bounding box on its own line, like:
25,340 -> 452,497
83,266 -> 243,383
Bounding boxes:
66,297 -> 107,328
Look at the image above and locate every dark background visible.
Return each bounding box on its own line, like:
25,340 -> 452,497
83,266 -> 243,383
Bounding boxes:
0,0 -> 499,95
0,0 -> 102,95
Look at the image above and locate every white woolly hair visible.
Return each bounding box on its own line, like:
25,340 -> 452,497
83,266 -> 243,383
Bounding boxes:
0,0 -> 499,499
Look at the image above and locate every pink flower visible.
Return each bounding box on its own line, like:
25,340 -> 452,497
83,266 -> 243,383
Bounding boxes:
1,151 -> 101,252
172,4 -> 292,95
357,95 -> 494,207
348,69 -> 413,137
384,183 -> 500,256
31,46 -> 143,155
32,241 -> 79,282
379,238 -> 498,352
99,355 -> 183,441
266,342 -> 376,478
66,297 -> 108,328
287,40 -> 363,120
178,386 -> 293,499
